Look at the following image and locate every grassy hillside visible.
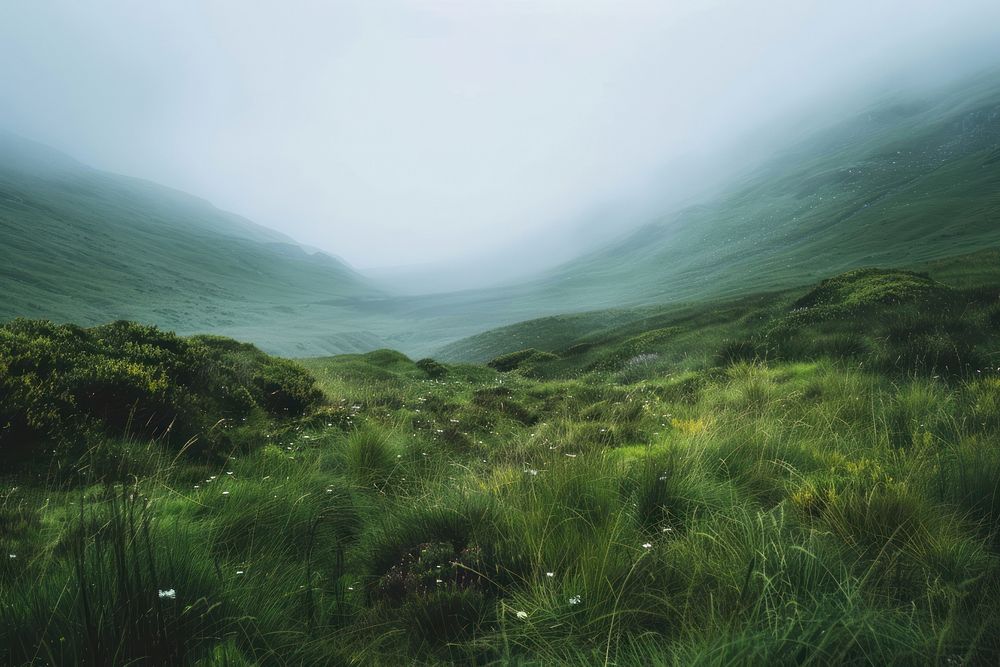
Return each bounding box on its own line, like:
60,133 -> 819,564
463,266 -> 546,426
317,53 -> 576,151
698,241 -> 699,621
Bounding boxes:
430,72 -> 1000,340
3,256 -> 1000,664
0,132 -> 407,355
439,244 -> 1000,364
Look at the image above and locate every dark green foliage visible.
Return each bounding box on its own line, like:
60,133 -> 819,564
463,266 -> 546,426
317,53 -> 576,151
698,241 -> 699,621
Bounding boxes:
488,348 -> 546,372
715,338 -> 759,366
400,589 -> 493,652
0,319 -> 323,464
416,357 -> 448,378
623,452 -> 702,533
376,541 -> 486,604
935,437 -> 1000,548
444,253 -> 1000,383
565,342 -> 595,356
6,254 -> 1000,664
363,499 -> 493,585
488,348 -> 559,374
663,265 -> 1000,379
8,318 -> 1000,663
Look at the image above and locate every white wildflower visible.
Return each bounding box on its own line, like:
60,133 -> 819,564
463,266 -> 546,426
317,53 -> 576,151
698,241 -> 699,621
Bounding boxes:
568,595 -> 581,605
516,610 -> 529,620
158,589 -> 176,599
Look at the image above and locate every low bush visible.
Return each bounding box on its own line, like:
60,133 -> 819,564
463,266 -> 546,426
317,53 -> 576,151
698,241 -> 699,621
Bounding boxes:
488,348 -> 559,373
416,357 -> 448,378
0,319 -> 324,465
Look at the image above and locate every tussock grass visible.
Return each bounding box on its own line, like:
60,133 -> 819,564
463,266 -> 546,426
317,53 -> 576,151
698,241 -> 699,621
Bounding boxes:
5,282 -> 1000,664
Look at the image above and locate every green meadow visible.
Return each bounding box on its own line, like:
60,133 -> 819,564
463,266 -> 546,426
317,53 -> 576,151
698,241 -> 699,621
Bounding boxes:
3,250 -> 1000,665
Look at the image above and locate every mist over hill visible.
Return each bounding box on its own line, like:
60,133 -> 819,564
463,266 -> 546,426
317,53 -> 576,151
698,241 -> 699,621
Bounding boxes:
2,70 -> 1000,358
0,132 -> 397,353
6,5 -> 1000,664
437,71 -> 1000,358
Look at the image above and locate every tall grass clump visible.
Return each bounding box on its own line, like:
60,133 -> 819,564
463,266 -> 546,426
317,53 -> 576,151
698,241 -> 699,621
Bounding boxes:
345,425 -> 401,489
1,485 -> 224,665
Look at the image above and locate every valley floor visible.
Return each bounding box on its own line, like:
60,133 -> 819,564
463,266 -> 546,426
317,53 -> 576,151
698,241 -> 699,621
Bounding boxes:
4,355 -> 1000,664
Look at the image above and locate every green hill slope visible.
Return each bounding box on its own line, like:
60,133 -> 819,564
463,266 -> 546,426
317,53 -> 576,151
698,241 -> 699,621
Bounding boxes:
437,248 -> 1000,381
0,134 -> 614,358
0,132 -> 408,355
536,73 -> 1000,304
438,74 -> 1000,361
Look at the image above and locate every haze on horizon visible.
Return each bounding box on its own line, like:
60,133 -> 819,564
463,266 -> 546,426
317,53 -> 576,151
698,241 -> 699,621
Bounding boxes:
1,0 -> 999,291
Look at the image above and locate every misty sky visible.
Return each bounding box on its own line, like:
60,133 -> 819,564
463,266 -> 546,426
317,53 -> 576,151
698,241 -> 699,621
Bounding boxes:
2,1 -> 999,277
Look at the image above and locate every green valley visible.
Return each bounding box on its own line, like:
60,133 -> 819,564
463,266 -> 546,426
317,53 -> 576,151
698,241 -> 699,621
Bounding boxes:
3,27 -> 1000,667
4,74 -> 1000,360
3,247 -> 1000,663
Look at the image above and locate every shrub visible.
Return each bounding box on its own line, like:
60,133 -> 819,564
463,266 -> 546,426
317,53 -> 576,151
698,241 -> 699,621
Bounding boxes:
0,319 -> 324,466
415,358 -> 448,378
488,348 -> 558,373
376,541 -> 486,604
